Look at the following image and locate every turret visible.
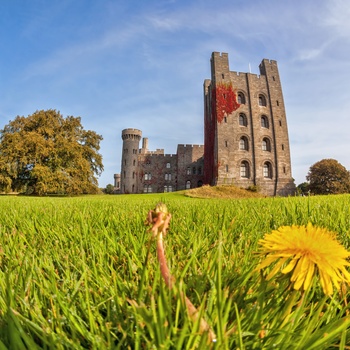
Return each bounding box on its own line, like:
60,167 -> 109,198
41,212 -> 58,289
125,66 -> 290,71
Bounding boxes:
120,128 -> 142,193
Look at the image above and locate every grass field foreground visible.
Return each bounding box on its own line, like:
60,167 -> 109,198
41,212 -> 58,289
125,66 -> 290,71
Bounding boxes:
0,193 -> 349,349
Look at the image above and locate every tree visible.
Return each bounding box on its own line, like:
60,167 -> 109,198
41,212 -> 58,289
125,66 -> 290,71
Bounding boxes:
306,159 -> 350,195
0,109 -> 103,195
104,184 -> 115,194
296,182 -> 310,196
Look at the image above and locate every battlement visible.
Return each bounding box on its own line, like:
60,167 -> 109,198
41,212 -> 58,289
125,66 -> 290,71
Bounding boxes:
145,152 -> 176,158
145,149 -> 165,155
122,128 -> 142,141
178,144 -> 204,149
212,52 -> 228,59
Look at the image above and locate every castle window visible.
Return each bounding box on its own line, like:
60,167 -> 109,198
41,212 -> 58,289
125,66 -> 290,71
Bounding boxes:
272,76 -> 275,81
262,138 -> 271,152
222,73 -> 225,79
165,173 -> 172,181
144,173 -> 151,180
261,115 -> 269,128
283,166 -> 286,174
123,171 -> 126,179
225,165 -> 229,172
276,100 -> 279,106
164,185 -> 173,192
224,117 -> 227,123
279,120 -> 282,126
259,95 -> 267,107
133,160 -> 136,166
225,140 -> 228,147
240,161 -> 250,178
187,167 -> 191,175
263,162 -> 273,178
165,173 -> 168,180
193,167 -> 196,175
143,185 -> 152,193
166,162 -> 170,168
282,144 -> 285,151
124,159 -> 127,165
132,172 -> 135,179
198,167 -> 202,175
132,184 -> 135,193
237,92 -> 246,104
239,113 -> 247,126
186,181 -> 191,189
239,136 -> 248,151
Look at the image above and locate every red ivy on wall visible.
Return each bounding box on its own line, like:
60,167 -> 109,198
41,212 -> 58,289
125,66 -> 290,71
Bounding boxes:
212,82 -> 240,123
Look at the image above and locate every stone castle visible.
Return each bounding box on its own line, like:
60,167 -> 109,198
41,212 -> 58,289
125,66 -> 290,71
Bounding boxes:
114,52 -> 296,196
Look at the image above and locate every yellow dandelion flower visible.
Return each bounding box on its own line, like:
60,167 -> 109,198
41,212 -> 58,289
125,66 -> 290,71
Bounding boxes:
256,223 -> 350,295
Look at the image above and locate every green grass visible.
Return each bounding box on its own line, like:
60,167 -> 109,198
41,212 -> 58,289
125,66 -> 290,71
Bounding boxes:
0,193 -> 349,349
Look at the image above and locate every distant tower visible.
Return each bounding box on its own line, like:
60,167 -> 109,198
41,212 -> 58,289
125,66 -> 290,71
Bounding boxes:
120,128 -> 142,194
114,173 -> 121,192
204,52 -> 295,196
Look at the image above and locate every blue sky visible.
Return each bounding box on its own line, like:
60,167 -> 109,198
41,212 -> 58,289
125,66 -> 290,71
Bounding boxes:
1,0 -> 349,188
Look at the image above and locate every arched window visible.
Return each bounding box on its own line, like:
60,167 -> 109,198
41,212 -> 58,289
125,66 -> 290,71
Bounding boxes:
237,92 -> 246,104
240,161 -> 250,178
186,180 -> 191,189
261,115 -> 269,128
239,136 -> 248,150
262,138 -> 271,151
263,162 -> 273,178
259,94 -> 267,106
239,113 -> 247,126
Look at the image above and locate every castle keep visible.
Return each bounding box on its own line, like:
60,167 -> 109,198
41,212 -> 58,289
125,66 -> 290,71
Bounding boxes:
115,52 -> 295,196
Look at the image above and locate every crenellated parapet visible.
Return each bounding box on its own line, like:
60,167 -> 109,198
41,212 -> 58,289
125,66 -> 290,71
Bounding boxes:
121,128 -> 142,141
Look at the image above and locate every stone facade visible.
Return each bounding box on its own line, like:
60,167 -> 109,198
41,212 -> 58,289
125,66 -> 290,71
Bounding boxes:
115,52 -> 295,196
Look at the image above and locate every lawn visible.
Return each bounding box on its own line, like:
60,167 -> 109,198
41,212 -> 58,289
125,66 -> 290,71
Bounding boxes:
0,192 -> 349,349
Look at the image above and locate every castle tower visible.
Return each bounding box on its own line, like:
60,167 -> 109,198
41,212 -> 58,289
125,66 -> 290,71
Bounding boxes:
114,173 -> 121,192
120,128 -> 142,194
204,52 -> 295,196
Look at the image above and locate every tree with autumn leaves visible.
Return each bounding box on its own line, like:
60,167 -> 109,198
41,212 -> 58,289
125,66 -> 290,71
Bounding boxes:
0,110 -> 103,195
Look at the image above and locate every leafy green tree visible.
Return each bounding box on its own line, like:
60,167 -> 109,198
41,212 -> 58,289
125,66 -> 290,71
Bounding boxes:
306,159 -> 350,195
104,184 -> 115,194
296,182 -> 310,196
0,109 -> 103,195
